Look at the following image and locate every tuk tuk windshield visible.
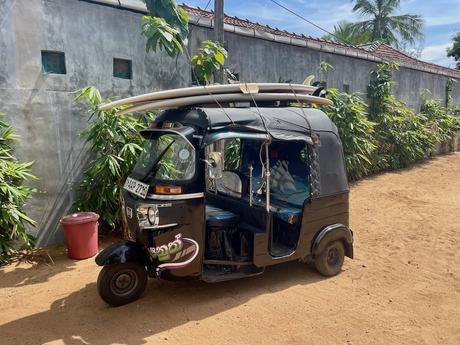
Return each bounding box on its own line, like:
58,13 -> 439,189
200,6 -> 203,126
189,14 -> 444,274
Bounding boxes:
132,133 -> 196,182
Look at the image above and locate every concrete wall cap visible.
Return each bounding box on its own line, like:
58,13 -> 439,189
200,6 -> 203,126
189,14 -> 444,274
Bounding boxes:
253,30 -> 275,41
321,45 -> 335,53
118,0 -> 147,12
306,42 -> 321,50
223,23 -> 235,33
290,38 -> 306,47
194,16 -> 213,28
91,0 -> 121,7
273,34 -> 291,44
233,26 -> 255,37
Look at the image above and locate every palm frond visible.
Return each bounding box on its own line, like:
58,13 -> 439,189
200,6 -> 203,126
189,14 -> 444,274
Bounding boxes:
389,14 -> 425,44
351,0 -> 424,48
353,0 -> 378,17
328,21 -> 373,45
380,0 -> 400,16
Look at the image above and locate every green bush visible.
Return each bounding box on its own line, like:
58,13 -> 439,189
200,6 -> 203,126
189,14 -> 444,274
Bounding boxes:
448,105 -> 460,117
421,99 -> 460,143
368,62 -> 399,121
372,98 -> 433,170
0,113 -> 37,264
73,87 -> 150,232
368,63 -> 436,171
322,89 -> 376,180
320,62 -> 460,178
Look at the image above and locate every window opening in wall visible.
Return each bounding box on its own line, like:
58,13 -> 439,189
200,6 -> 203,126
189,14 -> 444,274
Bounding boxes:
343,83 -> 350,93
41,51 -> 66,75
113,58 -> 132,79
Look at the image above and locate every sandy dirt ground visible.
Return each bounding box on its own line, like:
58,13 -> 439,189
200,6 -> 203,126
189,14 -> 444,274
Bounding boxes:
1,153 -> 459,345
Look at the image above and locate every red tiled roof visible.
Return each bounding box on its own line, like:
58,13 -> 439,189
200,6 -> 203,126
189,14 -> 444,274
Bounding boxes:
182,3 -> 460,79
182,4 -> 368,55
366,43 -> 460,78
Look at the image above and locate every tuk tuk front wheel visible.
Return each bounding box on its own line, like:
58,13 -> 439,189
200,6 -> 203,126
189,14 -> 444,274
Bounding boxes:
314,240 -> 345,277
97,262 -> 148,307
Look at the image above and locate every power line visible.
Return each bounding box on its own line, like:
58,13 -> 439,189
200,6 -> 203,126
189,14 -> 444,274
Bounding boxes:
269,0 -> 394,64
189,0 -> 212,31
269,0 -> 337,40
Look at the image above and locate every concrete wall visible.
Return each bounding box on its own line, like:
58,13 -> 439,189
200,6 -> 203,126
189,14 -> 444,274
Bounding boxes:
1,0 -> 459,245
191,25 -> 460,111
0,0 -> 190,245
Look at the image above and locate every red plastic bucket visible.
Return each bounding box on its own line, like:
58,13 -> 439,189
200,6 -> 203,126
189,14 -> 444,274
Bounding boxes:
60,212 -> 99,259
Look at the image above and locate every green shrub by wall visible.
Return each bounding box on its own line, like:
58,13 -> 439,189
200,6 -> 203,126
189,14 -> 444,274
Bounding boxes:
322,62 -> 460,180
72,87 -> 151,233
320,88 -> 376,180
0,114 -> 37,264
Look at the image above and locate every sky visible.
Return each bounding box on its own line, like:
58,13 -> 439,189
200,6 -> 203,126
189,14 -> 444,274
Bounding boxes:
182,0 -> 460,68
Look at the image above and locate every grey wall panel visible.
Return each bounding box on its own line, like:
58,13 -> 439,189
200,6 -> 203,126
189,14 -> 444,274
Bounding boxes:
1,0 -> 458,245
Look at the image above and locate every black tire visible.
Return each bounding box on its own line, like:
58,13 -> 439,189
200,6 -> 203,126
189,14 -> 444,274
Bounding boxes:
314,240 -> 345,277
97,262 -> 148,307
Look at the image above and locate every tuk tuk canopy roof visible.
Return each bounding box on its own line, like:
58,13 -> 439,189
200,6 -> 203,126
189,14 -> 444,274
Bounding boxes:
150,106 -> 348,197
153,107 -> 338,140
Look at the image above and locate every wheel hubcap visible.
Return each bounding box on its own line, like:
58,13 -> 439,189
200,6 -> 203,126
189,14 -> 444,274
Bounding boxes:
327,247 -> 339,266
115,273 -> 132,290
110,269 -> 138,297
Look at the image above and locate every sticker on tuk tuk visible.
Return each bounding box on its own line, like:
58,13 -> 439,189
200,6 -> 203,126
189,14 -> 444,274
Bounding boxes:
179,148 -> 190,161
149,233 -> 199,277
124,177 -> 149,199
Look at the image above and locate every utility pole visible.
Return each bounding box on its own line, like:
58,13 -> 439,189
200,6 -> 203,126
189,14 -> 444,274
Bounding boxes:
214,0 -> 225,84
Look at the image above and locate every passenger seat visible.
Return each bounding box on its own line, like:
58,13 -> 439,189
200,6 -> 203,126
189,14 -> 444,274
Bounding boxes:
205,204 -> 240,227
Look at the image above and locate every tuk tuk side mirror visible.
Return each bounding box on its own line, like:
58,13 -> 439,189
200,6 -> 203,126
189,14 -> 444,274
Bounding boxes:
205,152 -> 223,179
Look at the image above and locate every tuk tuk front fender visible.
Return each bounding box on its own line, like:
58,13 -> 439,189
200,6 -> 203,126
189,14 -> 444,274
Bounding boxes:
95,240 -> 151,266
311,224 -> 354,259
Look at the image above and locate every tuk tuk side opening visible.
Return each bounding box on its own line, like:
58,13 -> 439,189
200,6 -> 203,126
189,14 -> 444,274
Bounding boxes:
202,135 -> 313,277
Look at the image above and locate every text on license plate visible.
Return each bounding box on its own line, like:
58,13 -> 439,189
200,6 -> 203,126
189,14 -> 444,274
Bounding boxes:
124,177 -> 149,199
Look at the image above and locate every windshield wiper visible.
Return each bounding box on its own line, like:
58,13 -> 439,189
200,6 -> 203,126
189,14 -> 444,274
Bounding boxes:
141,140 -> 176,182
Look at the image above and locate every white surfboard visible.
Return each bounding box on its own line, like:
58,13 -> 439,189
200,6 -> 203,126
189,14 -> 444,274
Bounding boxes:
99,83 -> 317,111
116,92 -> 332,115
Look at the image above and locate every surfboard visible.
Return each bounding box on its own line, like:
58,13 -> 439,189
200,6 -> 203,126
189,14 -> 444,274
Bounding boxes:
99,83 -> 317,111
116,92 -> 332,115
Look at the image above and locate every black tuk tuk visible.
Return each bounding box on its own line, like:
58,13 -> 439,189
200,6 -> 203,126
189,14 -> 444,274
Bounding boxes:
95,105 -> 353,306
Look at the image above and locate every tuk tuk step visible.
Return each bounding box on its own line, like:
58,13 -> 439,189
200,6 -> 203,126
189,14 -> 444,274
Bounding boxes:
202,265 -> 265,283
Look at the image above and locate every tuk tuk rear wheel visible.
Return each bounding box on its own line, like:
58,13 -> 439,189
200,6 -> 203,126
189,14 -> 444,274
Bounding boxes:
314,240 -> 345,277
97,262 -> 148,307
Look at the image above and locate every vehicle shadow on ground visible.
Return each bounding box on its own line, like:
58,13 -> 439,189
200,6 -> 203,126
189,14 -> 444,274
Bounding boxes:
0,261 -> 326,345
0,236 -> 118,289
0,247 -> 77,289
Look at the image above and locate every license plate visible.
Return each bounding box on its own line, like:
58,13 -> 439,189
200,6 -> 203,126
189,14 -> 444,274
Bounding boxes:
124,177 -> 149,199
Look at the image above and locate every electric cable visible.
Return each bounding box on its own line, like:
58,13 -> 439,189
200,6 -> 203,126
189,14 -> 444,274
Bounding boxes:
269,0 -> 395,65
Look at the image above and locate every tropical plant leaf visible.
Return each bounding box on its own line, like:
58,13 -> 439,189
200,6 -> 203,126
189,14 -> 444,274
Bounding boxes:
0,113 -> 37,265
72,87 -> 151,232
191,40 -> 228,85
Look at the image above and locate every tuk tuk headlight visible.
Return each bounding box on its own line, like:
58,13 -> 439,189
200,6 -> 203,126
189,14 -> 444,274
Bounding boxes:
137,205 -> 159,229
147,207 -> 158,225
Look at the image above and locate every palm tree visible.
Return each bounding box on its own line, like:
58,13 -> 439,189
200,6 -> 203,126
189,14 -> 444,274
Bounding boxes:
447,32 -> 460,69
322,21 -> 372,45
351,0 -> 424,48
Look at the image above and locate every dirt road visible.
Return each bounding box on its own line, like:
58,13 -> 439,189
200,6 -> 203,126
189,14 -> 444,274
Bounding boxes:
1,154 -> 459,345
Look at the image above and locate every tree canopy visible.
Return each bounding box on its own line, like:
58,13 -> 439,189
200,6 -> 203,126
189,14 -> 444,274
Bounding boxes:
447,32 -> 460,69
322,21 -> 372,45
351,0 -> 424,48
